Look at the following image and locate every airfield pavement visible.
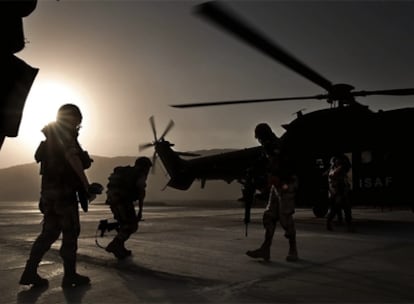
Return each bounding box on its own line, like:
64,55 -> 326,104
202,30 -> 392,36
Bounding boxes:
1,200 -> 414,304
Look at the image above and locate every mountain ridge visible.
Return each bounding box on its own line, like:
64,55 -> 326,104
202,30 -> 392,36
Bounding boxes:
0,150 -> 242,202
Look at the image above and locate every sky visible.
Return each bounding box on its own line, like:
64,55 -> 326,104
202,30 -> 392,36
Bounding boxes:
1,0 -> 414,169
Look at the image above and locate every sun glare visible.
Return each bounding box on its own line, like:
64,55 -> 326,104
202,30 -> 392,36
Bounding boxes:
19,80 -> 88,148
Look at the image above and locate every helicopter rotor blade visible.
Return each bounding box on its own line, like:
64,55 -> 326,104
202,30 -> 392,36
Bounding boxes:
160,120 -> 175,139
149,116 -> 157,141
352,88 -> 414,97
151,151 -> 157,174
171,94 -> 327,108
139,142 -> 154,151
195,1 -> 332,91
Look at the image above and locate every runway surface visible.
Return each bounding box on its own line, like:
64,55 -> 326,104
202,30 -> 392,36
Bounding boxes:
1,200 -> 414,303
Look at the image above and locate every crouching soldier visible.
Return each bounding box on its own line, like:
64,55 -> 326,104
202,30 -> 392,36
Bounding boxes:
105,157 -> 152,259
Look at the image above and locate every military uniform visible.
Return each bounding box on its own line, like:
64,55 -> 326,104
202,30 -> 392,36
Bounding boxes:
326,154 -> 353,231
20,105 -> 94,288
246,123 -> 298,262
105,158 -> 151,259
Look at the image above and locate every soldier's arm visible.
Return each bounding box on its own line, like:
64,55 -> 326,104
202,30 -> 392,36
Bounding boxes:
65,147 -> 90,194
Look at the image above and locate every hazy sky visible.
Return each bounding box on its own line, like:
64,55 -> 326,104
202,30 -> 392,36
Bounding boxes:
1,0 -> 414,169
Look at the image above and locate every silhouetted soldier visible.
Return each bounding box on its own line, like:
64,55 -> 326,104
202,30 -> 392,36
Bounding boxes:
326,154 -> 353,232
105,157 -> 152,259
19,104 -> 102,288
246,123 -> 298,262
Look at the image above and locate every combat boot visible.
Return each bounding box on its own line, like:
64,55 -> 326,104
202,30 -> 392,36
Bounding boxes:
106,238 -> 131,259
61,260 -> 90,288
19,260 -> 49,288
286,238 -> 298,262
246,246 -> 270,262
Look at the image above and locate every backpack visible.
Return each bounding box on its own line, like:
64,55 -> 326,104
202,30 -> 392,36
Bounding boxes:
107,166 -> 139,200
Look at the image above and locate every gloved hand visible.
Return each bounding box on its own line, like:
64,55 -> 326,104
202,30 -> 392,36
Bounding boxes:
88,182 -> 104,195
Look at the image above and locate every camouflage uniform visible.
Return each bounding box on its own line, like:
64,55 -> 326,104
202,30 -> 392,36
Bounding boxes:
20,104 -> 93,288
326,154 -> 353,231
246,123 -> 298,262
105,158 -> 151,259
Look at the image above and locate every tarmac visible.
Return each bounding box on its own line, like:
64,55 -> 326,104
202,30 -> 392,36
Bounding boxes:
1,200 -> 414,303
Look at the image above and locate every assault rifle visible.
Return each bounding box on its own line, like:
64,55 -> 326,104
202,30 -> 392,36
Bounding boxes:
97,219 -> 120,237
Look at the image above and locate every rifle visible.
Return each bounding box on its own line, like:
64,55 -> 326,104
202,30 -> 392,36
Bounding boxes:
97,219 -> 120,237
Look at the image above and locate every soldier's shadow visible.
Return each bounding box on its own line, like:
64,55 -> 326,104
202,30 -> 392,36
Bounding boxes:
62,283 -> 91,303
17,284 -> 48,304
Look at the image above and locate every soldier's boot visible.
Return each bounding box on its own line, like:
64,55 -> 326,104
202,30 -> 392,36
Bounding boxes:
246,245 -> 270,262
19,259 -> 49,288
120,242 -> 132,257
286,238 -> 298,262
106,238 -> 130,259
61,260 -> 90,288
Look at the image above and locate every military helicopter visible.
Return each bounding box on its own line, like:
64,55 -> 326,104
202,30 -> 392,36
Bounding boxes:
139,116 -> 263,191
170,1 -> 414,216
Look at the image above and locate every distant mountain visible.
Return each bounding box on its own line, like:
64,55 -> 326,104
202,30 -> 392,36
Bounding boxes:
0,151 -> 242,202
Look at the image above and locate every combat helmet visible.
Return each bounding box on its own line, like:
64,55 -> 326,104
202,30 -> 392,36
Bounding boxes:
56,103 -> 83,124
135,156 -> 152,168
254,123 -> 273,140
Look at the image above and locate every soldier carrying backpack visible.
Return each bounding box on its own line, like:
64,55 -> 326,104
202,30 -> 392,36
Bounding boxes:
105,157 -> 152,259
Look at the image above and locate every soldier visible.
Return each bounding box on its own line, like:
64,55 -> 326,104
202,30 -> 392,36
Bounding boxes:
326,154 -> 353,232
19,104 -> 102,288
246,123 -> 299,262
105,157 -> 152,259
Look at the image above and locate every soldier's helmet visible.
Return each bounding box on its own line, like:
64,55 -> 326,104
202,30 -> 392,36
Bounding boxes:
254,123 -> 273,140
135,156 -> 153,169
56,103 -> 83,124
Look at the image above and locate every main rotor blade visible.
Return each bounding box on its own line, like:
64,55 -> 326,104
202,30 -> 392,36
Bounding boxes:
171,94 -> 327,108
151,151 -> 157,174
139,142 -> 154,151
149,116 -> 157,141
160,120 -> 175,139
353,88 -> 414,97
195,1 -> 332,91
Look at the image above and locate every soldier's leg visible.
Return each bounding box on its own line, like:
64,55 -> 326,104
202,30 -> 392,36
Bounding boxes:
60,203 -> 90,288
246,209 -> 276,261
106,203 -> 137,259
326,197 -> 339,231
20,204 -> 60,287
280,214 -> 298,262
262,210 -> 277,250
343,198 -> 354,232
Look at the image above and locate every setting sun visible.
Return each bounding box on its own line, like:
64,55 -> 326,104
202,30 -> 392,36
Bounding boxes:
19,80 -> 88,148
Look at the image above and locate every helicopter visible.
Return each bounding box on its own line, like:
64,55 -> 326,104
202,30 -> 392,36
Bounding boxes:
169,1 -> 414,216
139,116 -> 264,191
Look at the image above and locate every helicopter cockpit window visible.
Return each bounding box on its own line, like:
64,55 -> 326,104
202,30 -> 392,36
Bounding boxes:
361,151 -> 372,164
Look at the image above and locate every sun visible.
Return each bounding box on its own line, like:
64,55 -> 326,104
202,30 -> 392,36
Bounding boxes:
19,80 -> 89,148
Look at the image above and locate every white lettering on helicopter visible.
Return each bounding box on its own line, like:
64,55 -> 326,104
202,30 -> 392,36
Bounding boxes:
359,176 -> 392,189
